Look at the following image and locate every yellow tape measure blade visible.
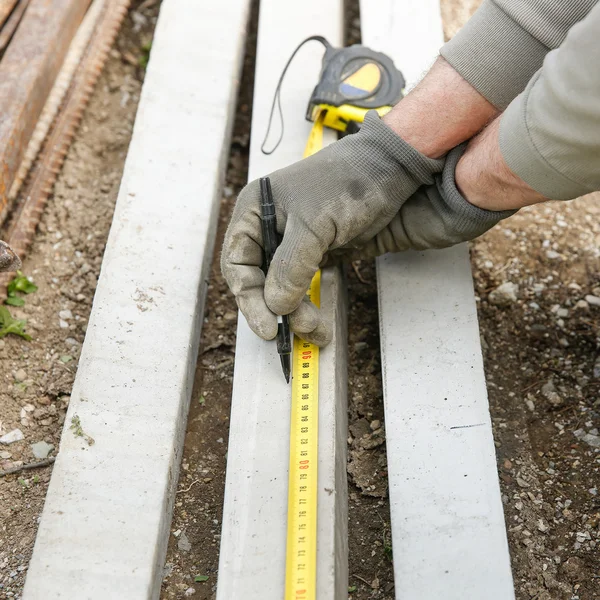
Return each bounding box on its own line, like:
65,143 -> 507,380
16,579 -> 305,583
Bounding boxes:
285,270 -> 321,600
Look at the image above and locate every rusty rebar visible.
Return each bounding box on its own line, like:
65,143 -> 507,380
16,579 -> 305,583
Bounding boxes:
0,0 -> 131,299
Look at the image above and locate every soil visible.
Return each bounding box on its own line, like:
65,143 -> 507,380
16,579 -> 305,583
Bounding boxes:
0,3 -> 159,598
1,1 -> 599,600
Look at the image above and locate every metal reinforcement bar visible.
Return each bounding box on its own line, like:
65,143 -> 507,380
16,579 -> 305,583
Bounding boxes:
0,0 -> 91,222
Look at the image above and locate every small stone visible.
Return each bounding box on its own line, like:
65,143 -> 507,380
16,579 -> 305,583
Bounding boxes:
178,531 -> 192,552
537,519 -> 548,533
184,588 -> 195,596
593,356 -> 600,379
575,299 -> 589,310
0,429 -> 24,444
59,309 -> 73,320
0,451 -> 11,459
556,308 -> 569,318
65,337 -> 79,346
223,311 -> 237,322
488,282 -> 518,307
573,428 -> 600,448
31,441 -> 54,459
370,420 -> 381,431
173,529 -> 181,537
354,341 -> 368,352
59,319 -> 69,329
541,380 -> 562,407
585,294 -> 600,307
516,477 -> 529,488
14,369 -> 26,382
546,250 -> 561,260
223,186 -> 233,198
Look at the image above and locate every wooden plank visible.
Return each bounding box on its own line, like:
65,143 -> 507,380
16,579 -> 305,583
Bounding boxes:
360,1 -> 515,597
0,0 -> 90,222
22,0 -> 251,597
216,1 -> 348,598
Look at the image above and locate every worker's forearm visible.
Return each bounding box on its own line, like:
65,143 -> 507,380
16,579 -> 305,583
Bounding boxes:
383,57 -> 498,159
455,117 -> 548,211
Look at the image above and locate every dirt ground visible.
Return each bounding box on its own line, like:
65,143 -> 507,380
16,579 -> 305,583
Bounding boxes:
2,1 -> 599,599
0,4 -> 158,598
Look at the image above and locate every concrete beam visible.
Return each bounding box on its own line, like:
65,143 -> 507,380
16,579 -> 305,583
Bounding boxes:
360,1 -> 515,597
22,0 -> 250,598
216,1 -> 348,598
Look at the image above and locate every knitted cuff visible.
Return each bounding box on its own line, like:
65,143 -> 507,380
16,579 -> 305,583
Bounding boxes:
440,0 -> 548,110
438,144 -> 516,235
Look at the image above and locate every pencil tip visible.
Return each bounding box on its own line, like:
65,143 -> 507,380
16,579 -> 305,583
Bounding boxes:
280,355 -> 291,383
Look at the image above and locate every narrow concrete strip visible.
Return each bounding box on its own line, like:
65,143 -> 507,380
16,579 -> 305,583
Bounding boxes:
361,1 -> 515,597
216,2 -> 348,598
22,0 -> 250,598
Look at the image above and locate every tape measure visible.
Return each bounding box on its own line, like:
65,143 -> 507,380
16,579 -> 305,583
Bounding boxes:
278,42 -> 404,600
306,43 -> 405,133
284,111 -> 325,600
261,37 -> 405,155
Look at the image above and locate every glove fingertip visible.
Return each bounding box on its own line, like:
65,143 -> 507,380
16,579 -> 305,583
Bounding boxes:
237,296 -> 278,341
295,322 -> 332,347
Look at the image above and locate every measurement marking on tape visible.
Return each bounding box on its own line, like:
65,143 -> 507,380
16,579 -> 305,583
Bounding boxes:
285,270 -> 320,600
284,111 -> 325,600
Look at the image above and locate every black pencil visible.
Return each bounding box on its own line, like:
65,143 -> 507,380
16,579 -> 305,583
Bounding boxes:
259,177 -> 292,383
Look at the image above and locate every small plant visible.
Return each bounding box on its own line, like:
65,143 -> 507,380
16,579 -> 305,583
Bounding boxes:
70,415 -> 95,446
194,575 -> 209,583
139,40 -> 152,69
6,271 -> 37,307
0,306 -> 31,340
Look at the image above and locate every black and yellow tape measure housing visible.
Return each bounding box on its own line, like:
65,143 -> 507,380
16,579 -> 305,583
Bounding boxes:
306,44 -> 405,133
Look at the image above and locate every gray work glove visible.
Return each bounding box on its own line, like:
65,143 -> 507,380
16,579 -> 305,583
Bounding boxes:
221,111 -> 444,345
326,144 -> 516,264
0,240 -> 20,272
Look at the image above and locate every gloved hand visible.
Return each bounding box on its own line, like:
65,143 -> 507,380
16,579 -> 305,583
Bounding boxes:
221,111 -> 444,345
326,144 -> 516,264
0,240 -> 20,272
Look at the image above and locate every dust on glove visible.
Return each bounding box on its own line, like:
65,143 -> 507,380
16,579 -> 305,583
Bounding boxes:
221,111 -> 444,345
326,144 -> 516,264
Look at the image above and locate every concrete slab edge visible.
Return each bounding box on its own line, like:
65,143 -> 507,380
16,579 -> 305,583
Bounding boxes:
216,0 -> 348,597
22,0 -> 251,598
361,1 -> 515,597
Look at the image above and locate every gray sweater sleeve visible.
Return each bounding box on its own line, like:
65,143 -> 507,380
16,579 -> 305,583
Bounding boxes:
440,0 -> 597,109
499,4 -> 600,199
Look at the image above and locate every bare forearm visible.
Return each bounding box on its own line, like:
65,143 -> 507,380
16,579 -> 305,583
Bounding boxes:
383,57 -> 498,159
456,116 -> 549,211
